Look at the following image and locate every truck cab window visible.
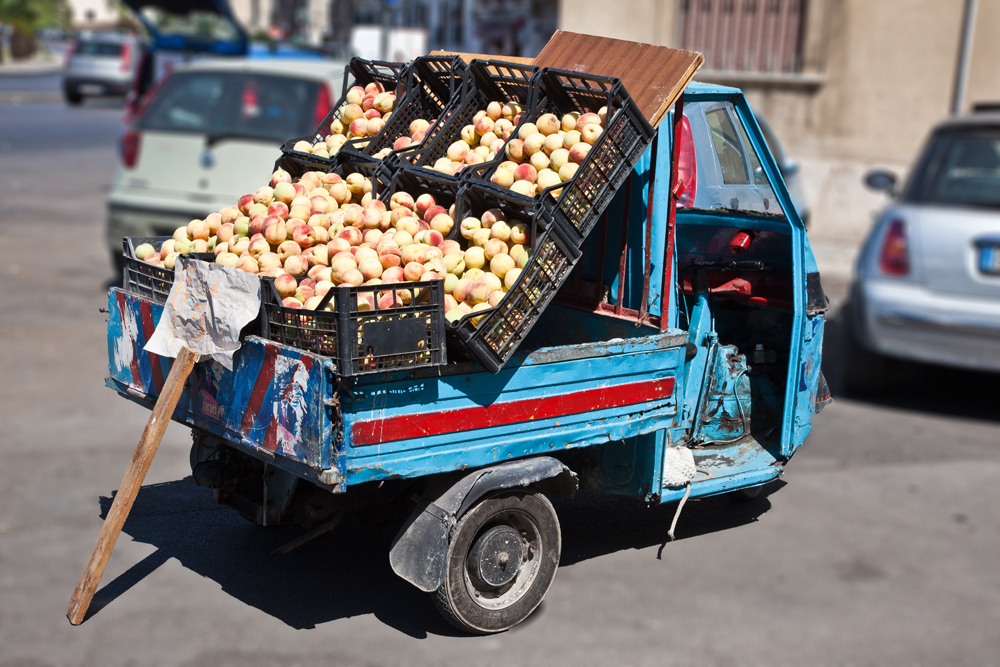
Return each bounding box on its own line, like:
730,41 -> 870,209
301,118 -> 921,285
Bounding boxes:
682,101 -> 784,218
706,108 -> 750,185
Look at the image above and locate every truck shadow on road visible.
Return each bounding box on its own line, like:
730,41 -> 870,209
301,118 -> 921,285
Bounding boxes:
92,478 -> 777,636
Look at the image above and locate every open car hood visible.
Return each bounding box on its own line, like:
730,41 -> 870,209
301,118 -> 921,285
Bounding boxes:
121,0 -> 248,55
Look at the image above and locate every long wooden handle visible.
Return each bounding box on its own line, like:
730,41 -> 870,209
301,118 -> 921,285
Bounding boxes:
67,346 -> 198,625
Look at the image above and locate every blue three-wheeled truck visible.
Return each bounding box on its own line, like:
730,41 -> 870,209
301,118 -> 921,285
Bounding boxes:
105,73 -> 829,633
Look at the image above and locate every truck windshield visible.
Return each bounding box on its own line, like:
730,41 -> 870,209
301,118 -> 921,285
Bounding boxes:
681,100 -> 785,218
137,71 -> 321,143
905,129 -> 1000,208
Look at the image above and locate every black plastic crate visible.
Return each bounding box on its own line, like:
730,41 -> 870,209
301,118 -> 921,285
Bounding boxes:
121,236 -> 215,304
396,59 -> 537,179
466,68 -> 655,244
276,58 -> 408,174
260,277 -> 446,376
374,164 -> 464,216
342,55 -> 467,171
445,183 -> 581,374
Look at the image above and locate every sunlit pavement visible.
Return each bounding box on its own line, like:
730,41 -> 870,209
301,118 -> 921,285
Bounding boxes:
1,75 -> 998,666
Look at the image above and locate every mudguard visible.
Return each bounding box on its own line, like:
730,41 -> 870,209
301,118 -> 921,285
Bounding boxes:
388,457 -> 578,592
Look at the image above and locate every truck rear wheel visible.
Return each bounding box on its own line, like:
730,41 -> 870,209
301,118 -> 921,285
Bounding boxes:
433,489 -> 560,634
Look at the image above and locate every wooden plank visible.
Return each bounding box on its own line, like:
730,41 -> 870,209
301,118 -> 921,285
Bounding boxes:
531,31 -> 704,128
66,346 -> 199,625
429,50 -> 535,66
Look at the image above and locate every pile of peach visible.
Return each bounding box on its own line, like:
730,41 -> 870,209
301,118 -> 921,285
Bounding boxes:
491,109 -> 606,197
291,83 -> 397,159
427,100 -> 525,176
135,167 -> 533,327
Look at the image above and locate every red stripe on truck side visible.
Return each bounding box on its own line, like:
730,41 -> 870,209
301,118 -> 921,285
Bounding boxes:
240,345 -> 278,435
138,298 -> 164,394
351,377 -> 675,446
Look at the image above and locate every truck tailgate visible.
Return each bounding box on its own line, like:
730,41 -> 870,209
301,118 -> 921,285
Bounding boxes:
106,289 -> 340,484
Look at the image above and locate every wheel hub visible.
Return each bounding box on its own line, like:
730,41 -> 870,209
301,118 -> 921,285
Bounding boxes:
468,525 -> 525,589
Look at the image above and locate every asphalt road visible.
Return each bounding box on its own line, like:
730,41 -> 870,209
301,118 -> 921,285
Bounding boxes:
1,74 -> 999,667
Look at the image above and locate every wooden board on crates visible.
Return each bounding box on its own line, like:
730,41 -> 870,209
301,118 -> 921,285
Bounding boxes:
531,31 -> 703,128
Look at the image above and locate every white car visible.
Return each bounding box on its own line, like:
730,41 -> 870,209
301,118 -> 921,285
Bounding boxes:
106,57 -> 344,273
846,113 -> 1000,389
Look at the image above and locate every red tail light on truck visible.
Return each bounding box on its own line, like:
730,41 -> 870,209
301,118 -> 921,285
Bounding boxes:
676,114 -> 697,208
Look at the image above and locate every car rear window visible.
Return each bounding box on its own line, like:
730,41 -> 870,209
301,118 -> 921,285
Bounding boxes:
75,41 -> 123,57
906,130 -> 1000,208
137,71 -> 321,143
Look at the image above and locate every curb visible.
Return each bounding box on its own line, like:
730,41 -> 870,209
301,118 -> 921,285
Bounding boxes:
0,92 -> 64,105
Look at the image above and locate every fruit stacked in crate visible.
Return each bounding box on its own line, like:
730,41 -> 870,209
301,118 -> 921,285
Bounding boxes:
429,100 -> 525,177
472,68 -> 655,241
489,109 -> 605,197
292,82 -> 398,159
396,60 -> 537,180
285,56 -> 465,174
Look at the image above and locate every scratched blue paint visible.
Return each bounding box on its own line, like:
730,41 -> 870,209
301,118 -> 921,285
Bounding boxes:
106,289 -> 338,483
790,314 -> 826,451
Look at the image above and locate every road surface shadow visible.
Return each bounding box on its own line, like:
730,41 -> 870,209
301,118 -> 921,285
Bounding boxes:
822,309 -> 999,423
92,477 -> 777,635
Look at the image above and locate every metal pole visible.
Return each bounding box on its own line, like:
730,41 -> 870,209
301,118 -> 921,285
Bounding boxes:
952,0 -> 978,116
380,0 -> 391,61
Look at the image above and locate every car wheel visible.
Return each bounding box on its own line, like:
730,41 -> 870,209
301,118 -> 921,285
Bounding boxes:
433,489 -> 561,634
842,300 -> 888,394
64,88 -> 83,105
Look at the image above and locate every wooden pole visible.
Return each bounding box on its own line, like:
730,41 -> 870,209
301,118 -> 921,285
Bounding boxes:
66,346 -> 198,625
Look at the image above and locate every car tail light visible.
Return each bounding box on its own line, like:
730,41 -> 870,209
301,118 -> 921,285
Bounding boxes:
241,79 -> 260,119
120,41 -> 132,73
676,114 -> 697,208
63,40 -> 77,68
120,70 -> 170,169
121,127 -> 141,169
314,83 -> 333,128
879,219 -> 910,276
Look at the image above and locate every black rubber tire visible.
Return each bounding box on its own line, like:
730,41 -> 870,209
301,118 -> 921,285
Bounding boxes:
433,489 -> 560,634
64,88 -> 83,105
727,484 -> 763,503
842,297 -> 888,394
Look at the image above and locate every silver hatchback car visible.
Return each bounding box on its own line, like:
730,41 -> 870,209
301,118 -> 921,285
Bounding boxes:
63,31 -> 138,105
847,113 -> 1000,389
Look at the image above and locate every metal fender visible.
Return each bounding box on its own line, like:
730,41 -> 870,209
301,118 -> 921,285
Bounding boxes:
389,457 -> 578,592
